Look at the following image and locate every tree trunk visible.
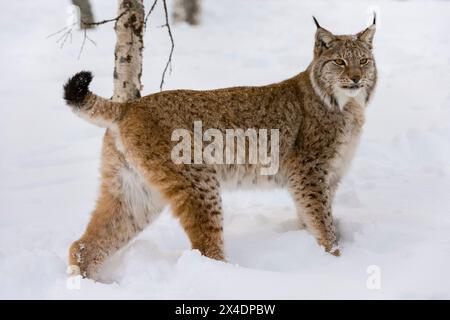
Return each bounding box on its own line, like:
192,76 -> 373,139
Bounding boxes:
173,0 -> 201,26
72,0 -> 95,29
112,0 -> 145,102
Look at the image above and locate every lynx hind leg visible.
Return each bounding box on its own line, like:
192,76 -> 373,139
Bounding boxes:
69,182 -> 166,279
69,185 -> 137,279
287,165 -> 340,256
69,134 -> 166,279
150,165 -> 225,260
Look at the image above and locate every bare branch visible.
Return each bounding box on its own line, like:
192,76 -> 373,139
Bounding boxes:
82,8 -> 130,27
159,0 -> 175,91
143,0 -> 175,91
144,0 -> 158,31
48,10 -> 128,58
77,28 -> 97,60
85,33 -> 97,46
51,0 -> 175,90
78,28 -> 88,59
46,23 -> 76,39
55,23 -> 77,49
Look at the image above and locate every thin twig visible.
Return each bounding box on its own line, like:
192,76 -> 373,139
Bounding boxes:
159,0 -> 174,91
77,25 -> 98,59
78,10 -> 128,57
82,8 -> 130,27
46,23 -> 76,39
78,28 -> 88,59
85,33 -> 97,46
58,27 -> 74,49
48,10 -> 128,58
144,0 -> 158,31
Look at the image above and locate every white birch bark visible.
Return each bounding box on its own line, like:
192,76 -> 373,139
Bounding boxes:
113,0 -> 145,102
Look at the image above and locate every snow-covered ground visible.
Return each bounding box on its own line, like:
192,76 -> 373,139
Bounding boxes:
1,0 -> 450,299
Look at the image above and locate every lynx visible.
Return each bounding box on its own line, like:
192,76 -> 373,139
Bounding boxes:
64,17 -> 377,279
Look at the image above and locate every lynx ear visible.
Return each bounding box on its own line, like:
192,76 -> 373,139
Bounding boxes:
313,16 -> 336,56
357,13 -> 376,47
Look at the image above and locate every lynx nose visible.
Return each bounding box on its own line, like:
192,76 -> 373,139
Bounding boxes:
351,75 -> 361,84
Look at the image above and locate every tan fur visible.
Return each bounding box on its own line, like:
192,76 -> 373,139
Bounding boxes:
66,20 -> 377,279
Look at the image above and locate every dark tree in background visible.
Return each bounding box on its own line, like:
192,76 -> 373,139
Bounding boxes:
173,0 -> 201,25
72,0 -> 96,29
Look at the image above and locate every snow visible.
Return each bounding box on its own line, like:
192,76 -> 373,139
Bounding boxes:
1,0 -> 450,299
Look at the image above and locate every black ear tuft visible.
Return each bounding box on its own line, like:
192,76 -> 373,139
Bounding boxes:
312,16 -> 321,29
63,71 -> 93,105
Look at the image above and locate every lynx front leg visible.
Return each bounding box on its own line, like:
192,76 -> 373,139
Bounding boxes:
146,165 -> 225,261
176,194 -> 225,261
287,166 -> 340,256
174,170 -> 225,260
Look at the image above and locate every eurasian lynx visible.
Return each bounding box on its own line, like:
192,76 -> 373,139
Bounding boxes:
64,17 -> 377,279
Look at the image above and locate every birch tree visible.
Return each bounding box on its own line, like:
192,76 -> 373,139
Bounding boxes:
112,0 -> 145,102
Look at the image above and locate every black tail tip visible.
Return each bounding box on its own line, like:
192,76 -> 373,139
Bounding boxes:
63,71 -> 93,105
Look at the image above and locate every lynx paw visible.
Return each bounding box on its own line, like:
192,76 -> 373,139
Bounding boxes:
68,239 -> 102,279
325,243 -> 341,257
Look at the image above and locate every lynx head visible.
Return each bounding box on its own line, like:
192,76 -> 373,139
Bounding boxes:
309,15 -> 377,110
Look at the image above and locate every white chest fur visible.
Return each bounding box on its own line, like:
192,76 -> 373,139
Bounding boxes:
327,100 -> 365,187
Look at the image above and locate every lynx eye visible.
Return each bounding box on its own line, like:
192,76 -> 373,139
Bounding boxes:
360,58 -> 369,65
333,59 -> 345,66
333,59 -> 346,66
